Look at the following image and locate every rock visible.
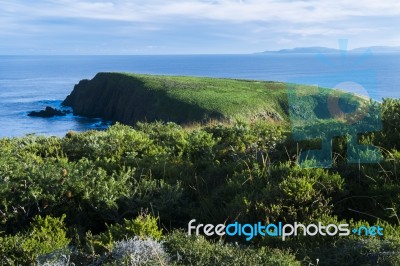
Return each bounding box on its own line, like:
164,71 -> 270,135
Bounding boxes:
28,106 -> 67,118
62,73 -> 224,125
251,110 -> 282,122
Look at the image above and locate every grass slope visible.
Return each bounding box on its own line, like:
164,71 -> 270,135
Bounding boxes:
63,73 -> 368,125
130,74 -> 288,119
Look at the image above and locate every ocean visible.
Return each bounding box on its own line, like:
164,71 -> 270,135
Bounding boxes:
0,54 -> 399,137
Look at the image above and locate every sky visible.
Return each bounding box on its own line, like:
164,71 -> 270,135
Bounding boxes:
0,0 -> 399,55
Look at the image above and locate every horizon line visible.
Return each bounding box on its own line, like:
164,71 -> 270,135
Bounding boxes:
2,45 -> 400,57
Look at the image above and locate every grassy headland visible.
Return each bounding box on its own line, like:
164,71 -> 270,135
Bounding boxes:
63,72 -> 368,126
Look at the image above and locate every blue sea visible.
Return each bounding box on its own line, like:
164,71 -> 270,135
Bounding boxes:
0,54 -> 399,137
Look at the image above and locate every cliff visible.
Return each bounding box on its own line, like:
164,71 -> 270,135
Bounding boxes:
62,73 -> 290,125
62,72 -> 367,126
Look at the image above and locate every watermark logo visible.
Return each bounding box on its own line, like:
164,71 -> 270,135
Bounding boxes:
188,219 -> 384,241
287,40 -> 382,168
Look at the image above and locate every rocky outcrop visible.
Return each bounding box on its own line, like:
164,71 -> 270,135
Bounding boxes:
28,106 -> 69,117
62,73 -> 223,125
251,110 -> 283,121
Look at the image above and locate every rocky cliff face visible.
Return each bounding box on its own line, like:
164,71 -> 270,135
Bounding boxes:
62,73 -> 223,125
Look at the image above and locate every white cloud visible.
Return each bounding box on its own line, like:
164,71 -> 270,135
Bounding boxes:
0,0 -> 399,53
2,0 -> 400,23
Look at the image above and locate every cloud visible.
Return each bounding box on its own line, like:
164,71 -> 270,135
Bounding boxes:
0,0 -> 399,54
2,0 -> 400,23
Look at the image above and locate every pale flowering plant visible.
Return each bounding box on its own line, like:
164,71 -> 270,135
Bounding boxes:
110,237 -> 170,266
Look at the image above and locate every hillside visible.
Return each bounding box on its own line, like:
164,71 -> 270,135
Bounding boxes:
257,46 -> 400,54
62,72 -> 365,126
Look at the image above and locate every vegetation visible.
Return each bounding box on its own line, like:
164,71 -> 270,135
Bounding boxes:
63,72 -> 368,125
2,77 -> 400,264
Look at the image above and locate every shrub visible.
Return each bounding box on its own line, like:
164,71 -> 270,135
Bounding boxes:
297,237 -> 400,266
0,233 -> 24,265
164,231 -> 300,266
89,213 -> 163,253
185,129 -> 217,164
380,98 -> 400,149
22,215 -> 70,263
108,237 -> 169,266
205,163 -> 345,228
0,215 -> 70,265
2,117 -> 400,265
136,121 -> 188,157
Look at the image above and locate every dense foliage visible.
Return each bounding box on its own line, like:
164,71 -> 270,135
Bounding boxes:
1,99 -> 400,265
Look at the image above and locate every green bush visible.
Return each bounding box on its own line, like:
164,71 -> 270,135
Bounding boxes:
164,231 -> 300,266
88,213 -> 163,253
0,233 -> 24,265
0,215 -> 70,265
22,215 -> 70,263
380,98 -> 400,149
1,118 -> 400,265
202,163 -> 344,227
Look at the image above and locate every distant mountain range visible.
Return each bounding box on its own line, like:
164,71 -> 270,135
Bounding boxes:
257,46 -> 400,54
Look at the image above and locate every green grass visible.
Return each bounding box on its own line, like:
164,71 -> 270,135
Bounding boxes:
134,74 -> 287,117
64,72 -> 369,125
116,72 -> 371,121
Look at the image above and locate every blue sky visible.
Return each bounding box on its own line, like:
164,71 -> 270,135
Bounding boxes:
0,0 -> 399,55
